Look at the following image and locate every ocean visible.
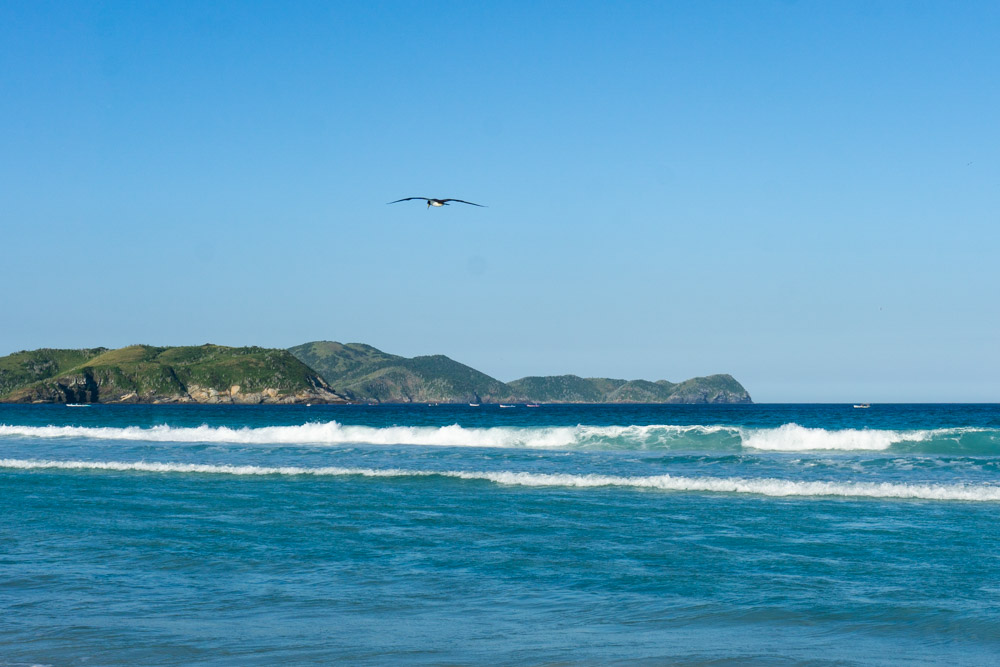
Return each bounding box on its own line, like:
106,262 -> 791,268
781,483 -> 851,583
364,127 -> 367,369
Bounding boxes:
2,403 -> 999,664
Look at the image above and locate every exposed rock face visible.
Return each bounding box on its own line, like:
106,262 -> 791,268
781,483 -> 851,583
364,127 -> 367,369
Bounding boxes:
664,390 -> 752,404
12,373 -> 101,403
0,348 -> 107,397
8,373 -> 346,405
168,383 -> 343,405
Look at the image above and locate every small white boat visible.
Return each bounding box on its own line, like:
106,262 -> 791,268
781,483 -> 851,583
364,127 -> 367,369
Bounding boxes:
66,403 -> 90,407
526,404 -> 540,408
469,403 -> 480,407
853,404 -> 870,409
499,404 -> 515,408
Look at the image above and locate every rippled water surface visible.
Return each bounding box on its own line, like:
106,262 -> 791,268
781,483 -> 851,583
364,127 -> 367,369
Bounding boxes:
2,404 -> 999,664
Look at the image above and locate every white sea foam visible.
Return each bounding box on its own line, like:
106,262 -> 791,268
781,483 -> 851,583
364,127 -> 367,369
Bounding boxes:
0,422 -> 575,448
740,423 -> 991,452
740,423 -> 913,451
0,421 -> 994,452
0,422 -> 736,449
2,458 -> 999,502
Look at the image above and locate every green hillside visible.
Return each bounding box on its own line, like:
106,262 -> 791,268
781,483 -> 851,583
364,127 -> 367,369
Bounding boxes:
0,348 -> 108,397
606,379 -> 677,403
1,344 -> 346,404
663,374 -> 750,403
504,375 -> 746,403
289,341 -> 399,379
506,375 -> 617,403
288,341 -> 511,403
1,341 -> 752,404
290,341 -> 752,404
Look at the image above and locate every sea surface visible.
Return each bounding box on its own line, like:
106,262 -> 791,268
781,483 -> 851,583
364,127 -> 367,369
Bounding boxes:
2,403 -> 999,665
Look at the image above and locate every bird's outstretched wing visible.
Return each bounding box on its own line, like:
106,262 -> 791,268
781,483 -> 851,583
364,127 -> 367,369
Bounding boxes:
440,199 -> 486,207
387,197 -> 430,204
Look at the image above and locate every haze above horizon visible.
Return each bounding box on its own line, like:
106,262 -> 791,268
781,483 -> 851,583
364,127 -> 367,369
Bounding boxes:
1,1 -> 997,402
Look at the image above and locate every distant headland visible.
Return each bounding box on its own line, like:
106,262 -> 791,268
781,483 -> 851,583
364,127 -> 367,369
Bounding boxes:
0,341 -> 752,405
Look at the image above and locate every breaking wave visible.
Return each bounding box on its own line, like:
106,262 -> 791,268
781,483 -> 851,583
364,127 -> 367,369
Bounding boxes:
2,458 -> 999,501
0,422 -> 998,453
742,423 -> 934,451
0,422 -> 737,450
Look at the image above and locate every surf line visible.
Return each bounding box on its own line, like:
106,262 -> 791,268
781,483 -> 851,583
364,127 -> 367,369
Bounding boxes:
2,458 -> 1000,502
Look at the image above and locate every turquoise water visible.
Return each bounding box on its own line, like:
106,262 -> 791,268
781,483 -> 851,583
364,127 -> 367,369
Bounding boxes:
2,404 -> 999,664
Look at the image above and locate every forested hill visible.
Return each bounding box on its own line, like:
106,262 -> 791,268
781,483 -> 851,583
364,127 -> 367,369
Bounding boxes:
289,341 -> 752,404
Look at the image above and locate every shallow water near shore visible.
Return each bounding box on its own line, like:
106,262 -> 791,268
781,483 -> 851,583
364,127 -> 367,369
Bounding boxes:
2,403 -> 999,664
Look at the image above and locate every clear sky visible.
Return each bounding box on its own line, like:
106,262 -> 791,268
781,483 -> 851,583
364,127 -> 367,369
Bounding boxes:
2,1 -> 998,402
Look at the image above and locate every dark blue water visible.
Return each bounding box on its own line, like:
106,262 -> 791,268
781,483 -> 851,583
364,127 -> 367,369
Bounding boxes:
2,404 -> 999,664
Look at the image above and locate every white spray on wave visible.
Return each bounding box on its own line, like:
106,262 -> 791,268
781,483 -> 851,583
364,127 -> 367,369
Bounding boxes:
2,458 -> 999,502
0,422 -> 735,450
0,421 -> 994,452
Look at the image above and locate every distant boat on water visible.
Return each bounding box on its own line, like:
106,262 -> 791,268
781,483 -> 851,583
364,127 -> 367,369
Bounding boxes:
66,403 -> 90,407
499,404 -> 515,408
853,404 -> 871,409
526,404 -> 540,408
469,403 -> 480,407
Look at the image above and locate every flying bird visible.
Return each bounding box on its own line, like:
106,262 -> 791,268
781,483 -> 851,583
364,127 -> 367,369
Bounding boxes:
387,197 -> 486,208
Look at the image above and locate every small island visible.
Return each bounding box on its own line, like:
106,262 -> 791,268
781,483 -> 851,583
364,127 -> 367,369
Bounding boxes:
0,340 -> 752,405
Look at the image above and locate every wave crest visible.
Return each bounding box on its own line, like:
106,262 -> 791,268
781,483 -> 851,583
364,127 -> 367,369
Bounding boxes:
741,423 -> 914,451
740,423 -> 997,452
0,422 -> 738,450
3,458 -> 998,502
1,421 -> 997,453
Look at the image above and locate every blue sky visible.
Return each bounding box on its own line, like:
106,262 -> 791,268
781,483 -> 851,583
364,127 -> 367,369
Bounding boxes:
1,1 -> 998,402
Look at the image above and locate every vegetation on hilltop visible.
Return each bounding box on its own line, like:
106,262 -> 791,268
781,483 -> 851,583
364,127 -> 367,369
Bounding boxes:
506,375 -> 616,403
0,344 -> 345,404
606,379 -> 676,403
664,374 -> 750,403
288,342 -> 511,403
0,348 -> 108,397
506,375 -> 745,403
0,341 -> 752,404
288,341 -> 399,378
289,341 -> 752,404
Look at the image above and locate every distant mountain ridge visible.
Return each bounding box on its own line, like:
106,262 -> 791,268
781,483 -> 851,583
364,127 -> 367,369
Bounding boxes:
0,341 -> 752,404
289,341 -> 752,404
